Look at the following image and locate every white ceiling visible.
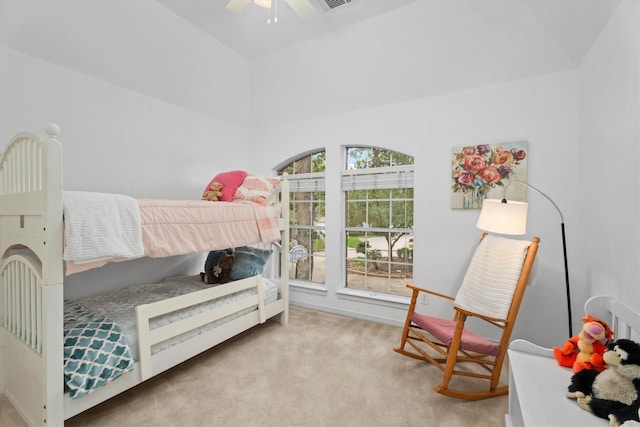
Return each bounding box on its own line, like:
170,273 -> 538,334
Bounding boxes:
154,0 -> 423,60
154,0 -> 621,62
0,0 -> 623,126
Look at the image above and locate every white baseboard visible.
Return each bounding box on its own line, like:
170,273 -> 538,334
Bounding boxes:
289,301 -> 405,328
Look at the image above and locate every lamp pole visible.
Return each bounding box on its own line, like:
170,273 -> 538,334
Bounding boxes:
503,181 -> 573,337
560,222 -> 572,337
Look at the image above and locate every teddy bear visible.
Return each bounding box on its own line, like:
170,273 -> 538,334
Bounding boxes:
200,250 -> 234,284
201,181 -> 223,202
566,338 -> 640,424
553,314 -> 613,373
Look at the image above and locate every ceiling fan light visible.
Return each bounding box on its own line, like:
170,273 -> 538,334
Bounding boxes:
254,0 -> 272,8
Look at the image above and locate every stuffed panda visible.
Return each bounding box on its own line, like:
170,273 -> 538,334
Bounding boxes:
611,404 -> 640,427
567,339 -> 640,424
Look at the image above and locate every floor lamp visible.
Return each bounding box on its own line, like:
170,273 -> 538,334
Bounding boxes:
475,181 -> 573,338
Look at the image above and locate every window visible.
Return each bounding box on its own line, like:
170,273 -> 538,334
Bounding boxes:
278,151 -> 326,285
343,147 -> 414,297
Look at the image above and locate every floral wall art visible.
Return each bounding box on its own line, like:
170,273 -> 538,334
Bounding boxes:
451,141 -> 528,209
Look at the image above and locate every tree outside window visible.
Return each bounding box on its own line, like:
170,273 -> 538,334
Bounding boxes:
278,151 -> 326,285
344,147 -> 414,297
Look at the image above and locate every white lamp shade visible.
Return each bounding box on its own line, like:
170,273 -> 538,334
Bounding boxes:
476,199 -> 528,235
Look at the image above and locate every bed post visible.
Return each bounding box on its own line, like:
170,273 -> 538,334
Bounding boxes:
41,124 -> 64,281
30,124 -> 64,425
41,124 -> 65,426
279,176 -> 290,325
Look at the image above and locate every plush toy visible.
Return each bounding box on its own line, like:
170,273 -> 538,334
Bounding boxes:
200,252 -> 234,284
553,314 -> 613,373
566,339 -> 640,424
201,181 -> 223,202
611,403 -> 640,427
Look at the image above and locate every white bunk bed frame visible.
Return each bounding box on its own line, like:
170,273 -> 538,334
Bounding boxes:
0,124 -> 290,426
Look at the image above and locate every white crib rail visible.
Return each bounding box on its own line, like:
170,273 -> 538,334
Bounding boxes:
1,251 -> 44,354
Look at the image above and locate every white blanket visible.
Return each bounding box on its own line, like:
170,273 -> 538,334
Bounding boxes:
454,235 -> 532,320
63,191 -> 144,264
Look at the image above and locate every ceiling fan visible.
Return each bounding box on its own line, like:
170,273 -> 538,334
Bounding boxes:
226,0 -> 317,22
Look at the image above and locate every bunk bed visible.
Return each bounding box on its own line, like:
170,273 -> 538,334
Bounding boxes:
0,124 -> 290,426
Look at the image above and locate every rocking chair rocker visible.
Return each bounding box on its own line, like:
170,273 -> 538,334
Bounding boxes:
394,233 -> 539,400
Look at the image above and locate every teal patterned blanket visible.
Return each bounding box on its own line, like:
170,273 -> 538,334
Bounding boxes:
63,301 -> 134,399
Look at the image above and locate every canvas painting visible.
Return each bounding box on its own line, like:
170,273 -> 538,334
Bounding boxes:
451,141 -> 528,209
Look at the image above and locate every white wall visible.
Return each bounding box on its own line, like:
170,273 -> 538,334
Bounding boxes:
577,0 -> 640,307
250,0 -> 575,127
0,46 -> 249,200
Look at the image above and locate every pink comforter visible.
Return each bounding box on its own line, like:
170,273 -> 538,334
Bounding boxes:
139,199 -> 279,257
65,199 -> 281,275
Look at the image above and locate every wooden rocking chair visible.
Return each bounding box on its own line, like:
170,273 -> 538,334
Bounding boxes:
394,233 -> 539,400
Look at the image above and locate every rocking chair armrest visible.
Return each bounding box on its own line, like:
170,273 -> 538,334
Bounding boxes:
407,284 -> 455,302
454,306 -> 508,325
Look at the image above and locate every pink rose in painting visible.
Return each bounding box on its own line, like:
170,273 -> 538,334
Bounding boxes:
464,155 -> 486,173
457,171 -> 474,186
478,167 -> 501,184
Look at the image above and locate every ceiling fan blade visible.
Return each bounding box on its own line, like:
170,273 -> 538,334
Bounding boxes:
285,0 -> 317,21
225,0 -> 252,13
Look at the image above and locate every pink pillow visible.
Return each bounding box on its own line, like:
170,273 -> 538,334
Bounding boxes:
203,170 -> 248,202
232,175 -> 281,206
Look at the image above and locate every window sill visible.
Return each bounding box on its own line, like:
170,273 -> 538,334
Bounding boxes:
290,280 -> 328,296
336,288 -> 410,308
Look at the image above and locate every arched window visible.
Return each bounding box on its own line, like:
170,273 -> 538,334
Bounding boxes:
343,147 -> 414,296
278,150 -> 326,285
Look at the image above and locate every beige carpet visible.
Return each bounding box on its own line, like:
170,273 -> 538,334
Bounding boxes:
1,306 -> 508,426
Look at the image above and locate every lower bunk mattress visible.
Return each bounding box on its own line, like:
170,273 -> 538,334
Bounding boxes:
63,275 -> 279,398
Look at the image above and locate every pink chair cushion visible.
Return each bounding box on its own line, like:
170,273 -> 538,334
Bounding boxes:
410,312 -> 501,357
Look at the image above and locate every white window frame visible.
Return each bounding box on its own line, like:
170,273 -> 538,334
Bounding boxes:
283,171 -> 327,289
342,160 -> 414,297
